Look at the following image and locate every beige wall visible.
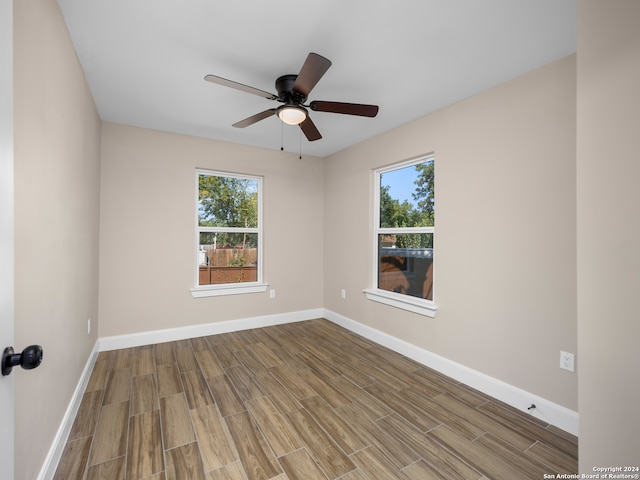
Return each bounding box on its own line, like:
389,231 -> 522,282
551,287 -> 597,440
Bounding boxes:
98,123 -> 324,337
324,55 -> 578,411
13,0 -> 101,478
577,1 -> 640,469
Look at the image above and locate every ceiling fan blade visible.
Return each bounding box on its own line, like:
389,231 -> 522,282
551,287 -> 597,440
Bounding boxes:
309,101 -> 379,117
233,109 -> 277,128
292,53 -> 332,97
205,74 -> 277,100
299,116 -> 322,141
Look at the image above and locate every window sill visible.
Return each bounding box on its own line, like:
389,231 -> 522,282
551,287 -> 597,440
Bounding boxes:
363,288 -> 437,317
191,282 -> 268,298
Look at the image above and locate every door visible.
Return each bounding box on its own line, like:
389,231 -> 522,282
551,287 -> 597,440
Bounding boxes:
0,1 -> 14,477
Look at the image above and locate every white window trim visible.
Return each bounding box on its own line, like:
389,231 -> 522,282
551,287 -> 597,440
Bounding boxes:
366,154 -> 437,317
363,288 -> 437,317
191,282 -> 268,298
191,169 -> 265,298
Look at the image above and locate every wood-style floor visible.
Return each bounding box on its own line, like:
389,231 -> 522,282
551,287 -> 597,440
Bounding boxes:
54,318 -> 578,480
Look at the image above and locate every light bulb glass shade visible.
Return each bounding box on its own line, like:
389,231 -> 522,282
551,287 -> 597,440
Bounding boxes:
277,105 -> 307,125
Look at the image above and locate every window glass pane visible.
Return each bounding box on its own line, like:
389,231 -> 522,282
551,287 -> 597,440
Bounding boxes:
379,159 -> 434,228
198,232 -> 258,285
198,174 -> 258,228
378,234 -> 433,300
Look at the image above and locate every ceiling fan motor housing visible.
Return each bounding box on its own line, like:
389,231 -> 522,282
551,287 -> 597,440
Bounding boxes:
275,74 -> 306,104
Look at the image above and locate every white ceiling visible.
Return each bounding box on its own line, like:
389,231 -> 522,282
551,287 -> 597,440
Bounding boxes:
56,0 -> 576,158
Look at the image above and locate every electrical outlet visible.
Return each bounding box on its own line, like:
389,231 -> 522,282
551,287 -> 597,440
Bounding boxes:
341,289 -> 346,299
269,289 -> 276,299
559,350 -> 575,372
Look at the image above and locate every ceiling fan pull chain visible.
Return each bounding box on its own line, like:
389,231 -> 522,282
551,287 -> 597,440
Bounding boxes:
280,121 -> 284,151
299,129 -> 302,160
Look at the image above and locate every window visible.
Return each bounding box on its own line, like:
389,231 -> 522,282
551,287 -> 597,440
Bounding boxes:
364,155 -> 436,317
191,170 -> 267,297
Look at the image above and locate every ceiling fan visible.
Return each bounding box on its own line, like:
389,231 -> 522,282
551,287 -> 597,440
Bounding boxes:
204,53 -> 379,142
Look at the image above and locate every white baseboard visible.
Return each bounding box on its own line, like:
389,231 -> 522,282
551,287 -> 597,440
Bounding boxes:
322,309 -> 579,437
98,308 -> 325,351
38,340 -> 100,480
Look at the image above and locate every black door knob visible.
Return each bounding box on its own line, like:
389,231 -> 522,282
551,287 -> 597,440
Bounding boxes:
1,345 -> 43,376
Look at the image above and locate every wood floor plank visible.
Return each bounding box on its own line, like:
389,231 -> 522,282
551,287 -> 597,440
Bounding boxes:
131,373 -> 158,415
399,389 -> 485,440
225,411 -> 283,480
208,342 -> 242,369
250,342 -> 284,368
339,470 -> 369,480
324,356 -> 377,387
301,395 -> 369,455
159,393 -> 196,449
292,334 -> 337,360
88,401 -> 130,466
364,383 -> 440,432
182,369 -> 214,409
285,408 -> 356,479
85,456 -> 126,480
190,404 -> 239,472
190,335 -> 213,351
165,442 -> 206,480
68,389 -> 103,440
479,400 -> 578,459
194,349 -> 225,378
526,440 -> 579,474
112,348 -> 134,370
85,351 -> 113,392
337,402 -> 420,470
245,395 -> 302,457
341,352 -> 409,391
428,426 -> 534,480
155,341 -> 176,365
402,459 -> 449,480
224,331 -> 257,352
349,445 -> 409,480
475,432 -> 549,479
409,368 -> 487,407
225,365 -> 264,401
377,413 -> 483,480
206,374 -> 246,417
268,364 -> 317,401
235,347 -> 269,374
298,368 -> 350,408
157,364 -> 183,397
133,345 -> 155,376
328,375 -> 392,420
53,436 -> 92,480
278,448 -> 329,480
175,345 -> 198,372
361,345 -> 423,374
102,367 -> 132,406
431,393 -> 536,450
275,346 -> 313,372
252,328 -> 289,351
206,462 -> 247,480
127,410 -> 164,479
368,364 -> 412,391
296,350 -> 341,380
254,372 -> 303,414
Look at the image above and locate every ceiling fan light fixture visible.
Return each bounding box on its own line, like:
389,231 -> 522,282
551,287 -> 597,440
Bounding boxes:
277,105 -> 307,125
